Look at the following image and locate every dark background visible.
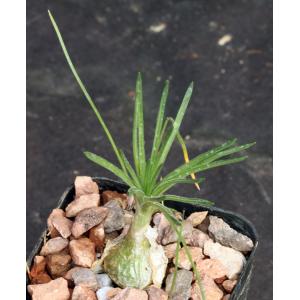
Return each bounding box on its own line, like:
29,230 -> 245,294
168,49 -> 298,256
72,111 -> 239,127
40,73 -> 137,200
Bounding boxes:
27,0 -> 272,298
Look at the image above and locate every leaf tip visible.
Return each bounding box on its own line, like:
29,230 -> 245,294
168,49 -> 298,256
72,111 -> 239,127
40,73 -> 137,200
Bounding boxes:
83,151 -> 91,157
137,72 -> 142,81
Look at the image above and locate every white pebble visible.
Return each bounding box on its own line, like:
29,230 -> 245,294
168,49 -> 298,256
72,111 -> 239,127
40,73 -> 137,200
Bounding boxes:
96,273 -> 113,288
218,34 -> 233,46
96,287 -> 114,300
149,22 -> 166,33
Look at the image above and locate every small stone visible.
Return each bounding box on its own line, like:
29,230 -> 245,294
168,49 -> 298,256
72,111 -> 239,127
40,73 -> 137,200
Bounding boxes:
89,224 -> 105,252
191,275 -> 223,300
208,216 -> 254,252
31,272 -> 52,284
106,288 -> 122,299
103,200 -> 125,233
52,215 -> 73,239
165,269 -> 193,300
152,212 -> 162,226
105,231 -> 120,242
96,273 -> 113,288
72,267 -> 99,291
72,286 -> 97,300
124,211 -> 134,225
40,237 -> 69,256
164,243 -> 178,259
187,229 -> 211,248
145,226 -> 168,287
91,259 -> 105,274
173,247 -> 204,270
215,276 -> 227,285
155,213 -> 170,244
146,285 -> 168,300
111,287 -> 148,300
197,217 -> 210,233
69,238 -> 96,267
102,190 -> 128,208
30,256 -> 46,277
66,194 -> 100,218
96,287 -> 115,300
167,265 -> 176,274
71,207 -> 108,238
119,223 -> 130,238
161,220 -> 193,245
222,279 -> 237,293
127,195 -> 135,209
149,22 -> 167,33
47,209 -> 65,238
64,267 -> 83,281
217,34 -> 233,46
28,278 -> 70,300
204,240 -> 246,279
75,176 -> 99,197
46,253 -> 72,278
187,211 -> 208,227
196,259 -> 227,281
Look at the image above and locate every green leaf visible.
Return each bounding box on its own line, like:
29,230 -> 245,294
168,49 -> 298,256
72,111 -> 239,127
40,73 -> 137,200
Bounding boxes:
202,156 -> 249,170
145,80 -> 170,193
170,225 -> 182,294
167,220 -> 206,300
83,151 -> 134,186
138,73 -> 146,176
197,142 -> 255,167
132,73 -> 146,179
162,141 -> 255,183
48,11 -> 127,174
155,82 -> 194,173
149,80 -> 169,165
143,201 -> 181,226
146,194 -> 214,207
146,162 -> 165,195
118,149 -> 142,188
152,177 -> 205,195
146,117 -> 171,191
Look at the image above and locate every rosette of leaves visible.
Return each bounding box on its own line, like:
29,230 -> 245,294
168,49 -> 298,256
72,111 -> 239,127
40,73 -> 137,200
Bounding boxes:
49,11 -> 255,299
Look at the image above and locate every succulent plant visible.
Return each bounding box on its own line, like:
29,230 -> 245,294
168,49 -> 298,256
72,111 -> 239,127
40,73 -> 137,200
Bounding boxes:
49,11 -> 255,298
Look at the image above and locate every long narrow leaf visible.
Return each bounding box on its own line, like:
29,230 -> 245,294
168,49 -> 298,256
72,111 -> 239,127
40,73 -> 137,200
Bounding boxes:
162,141 -> 255,183
163,212 -> 206,300
150,80 -> 169,162
118,149 -> 142,188
48,11 -> 126,173
83,151 -> 134,186
146,194 -> 214,207
132,81 -> 139,176
163,139 -> 239,181
202,156 -> 249,170
148,86 -> 196,191
145,80 -> 169,192
165,116 -> 201,190
152,177 -> 205,195
137,73 -> 146,177
146,117 -> 170,190
156,82 -> 194,170
170,225 -> 182,294
143,201 -> 181,226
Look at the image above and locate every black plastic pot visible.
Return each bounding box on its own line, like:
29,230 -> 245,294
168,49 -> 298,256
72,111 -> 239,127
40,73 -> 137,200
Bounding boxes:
26,177 -> 258,300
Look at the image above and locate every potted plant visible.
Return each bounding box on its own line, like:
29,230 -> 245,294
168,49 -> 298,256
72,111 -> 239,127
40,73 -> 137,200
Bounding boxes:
26,11 -> 258,300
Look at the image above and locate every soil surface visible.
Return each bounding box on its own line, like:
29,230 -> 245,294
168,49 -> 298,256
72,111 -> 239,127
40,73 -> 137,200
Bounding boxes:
27,1 -> 272,299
